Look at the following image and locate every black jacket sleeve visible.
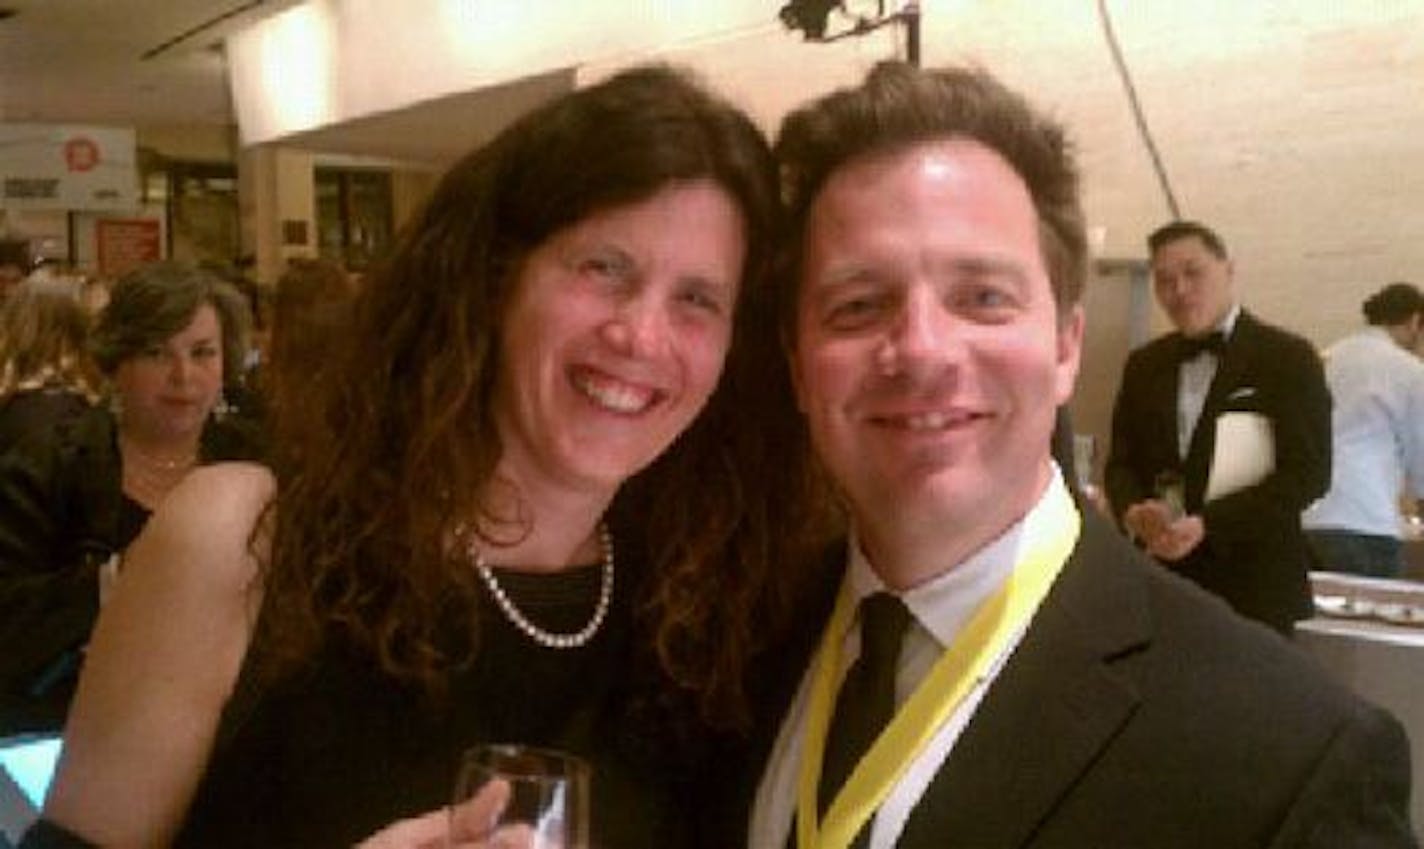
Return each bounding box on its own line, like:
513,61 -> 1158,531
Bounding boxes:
0,413 -> 116,729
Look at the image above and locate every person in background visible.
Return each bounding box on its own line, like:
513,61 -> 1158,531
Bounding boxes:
0,240 -> 31,304
252,257 -> 357,444
31,65 -> 826,848
197,261 -> 268,430
0,261 -> 263,735
76,275 -> 111,318
0,282 -> 102,450
1105,220 -> 1331,635
1304,282 -> 1424,578
733,61 -> 1409,848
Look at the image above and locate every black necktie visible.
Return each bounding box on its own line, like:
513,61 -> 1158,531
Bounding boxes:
817,592 -> 912,847
1178,331 -> 1226,361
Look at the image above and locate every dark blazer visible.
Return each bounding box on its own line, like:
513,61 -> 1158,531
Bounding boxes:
726,516 -> 1412,848
1105,310 -> 1332,632
0,405 -> 263,734
0,387 -> 92,453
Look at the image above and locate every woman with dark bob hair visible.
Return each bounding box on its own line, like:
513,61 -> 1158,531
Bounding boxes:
0,262 -> 261,737
32,65 -> 830,847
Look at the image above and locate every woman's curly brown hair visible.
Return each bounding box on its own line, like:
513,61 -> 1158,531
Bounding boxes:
257,64 -> 836,728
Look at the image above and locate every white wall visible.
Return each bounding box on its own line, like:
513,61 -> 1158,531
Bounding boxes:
225,0 -> 1424,349
916,0 -> 1424,348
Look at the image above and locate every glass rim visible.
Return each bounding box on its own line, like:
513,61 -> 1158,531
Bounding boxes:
458,743 -> 591,779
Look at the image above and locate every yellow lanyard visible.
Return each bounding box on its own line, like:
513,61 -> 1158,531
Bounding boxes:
795,483 -> 1081,849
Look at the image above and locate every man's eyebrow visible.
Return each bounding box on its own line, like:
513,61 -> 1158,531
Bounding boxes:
819,264 -> 881,286
678,272 -> 736,296
938,256 -> 1031,286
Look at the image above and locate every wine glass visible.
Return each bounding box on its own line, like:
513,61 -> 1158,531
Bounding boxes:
449,744 -> 590,849
1153,469 -> 1186,520
1071,434 -> 1096,494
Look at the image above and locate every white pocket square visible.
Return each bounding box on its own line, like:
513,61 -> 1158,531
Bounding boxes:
1227,386 -> 1258,401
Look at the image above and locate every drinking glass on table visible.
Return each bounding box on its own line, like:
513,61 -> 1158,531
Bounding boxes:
449,744 -> 590,849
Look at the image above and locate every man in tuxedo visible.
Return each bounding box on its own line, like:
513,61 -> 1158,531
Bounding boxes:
742,62 -> 1409,848
1104,221 -> 1331,634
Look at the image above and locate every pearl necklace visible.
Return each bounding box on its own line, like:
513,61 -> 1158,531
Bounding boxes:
119,436 -> 199,508
120,436 -> 198,471
469,523 -> 614,649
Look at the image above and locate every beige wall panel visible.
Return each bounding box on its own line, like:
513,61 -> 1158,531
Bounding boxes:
916,1 -> 1424,350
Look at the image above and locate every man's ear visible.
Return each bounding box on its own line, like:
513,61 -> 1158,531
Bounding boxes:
1055,304 -> 1085,406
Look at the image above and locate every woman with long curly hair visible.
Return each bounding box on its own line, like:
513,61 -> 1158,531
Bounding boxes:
31,65 -> 831,848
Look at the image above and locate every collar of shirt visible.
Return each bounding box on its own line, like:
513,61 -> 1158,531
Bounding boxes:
1180,302 -> 1241,358
1217,303 -> 1242,339
1360,325 -> 1397,348
843,462 -> 1070,651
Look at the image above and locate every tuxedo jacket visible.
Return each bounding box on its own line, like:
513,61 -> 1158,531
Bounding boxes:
716,516 -> 1412,848
1104,310 -> 1332,632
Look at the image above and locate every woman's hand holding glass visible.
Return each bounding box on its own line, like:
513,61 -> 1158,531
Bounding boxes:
451,745 -> 589,849
357,745 -> 589,849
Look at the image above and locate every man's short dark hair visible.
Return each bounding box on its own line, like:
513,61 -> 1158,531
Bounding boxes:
1147,220 -> 1228,260
1362,282 -> 1424,326
775,61 -> 1087,323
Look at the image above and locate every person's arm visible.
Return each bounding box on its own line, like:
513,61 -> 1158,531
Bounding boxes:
1398,364 -> 1424,503
39,462 -> 273,848
0,432 -> 99,702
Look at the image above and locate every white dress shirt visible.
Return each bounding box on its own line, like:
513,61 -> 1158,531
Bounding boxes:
1176,304 -> 1241,459
748,467 -> 1073,849
1303,326 -> 1424,537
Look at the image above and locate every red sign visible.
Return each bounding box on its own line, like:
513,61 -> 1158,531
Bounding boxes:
96,218 -> 161,276
63,137 -> 100,173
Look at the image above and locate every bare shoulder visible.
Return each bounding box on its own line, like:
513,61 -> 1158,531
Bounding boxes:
160,461 -> 275,534
130,461 -> 276,594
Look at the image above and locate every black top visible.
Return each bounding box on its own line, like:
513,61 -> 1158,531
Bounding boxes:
0,405 -> 263,734
174,549 -> 701,848
0,387 -> 91,453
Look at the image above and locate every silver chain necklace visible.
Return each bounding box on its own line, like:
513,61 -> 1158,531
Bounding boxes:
469,523 -> 614,649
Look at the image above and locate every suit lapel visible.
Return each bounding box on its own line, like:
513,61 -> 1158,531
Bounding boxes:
897,518 -> 1151,849
1143,338 -> 1184,466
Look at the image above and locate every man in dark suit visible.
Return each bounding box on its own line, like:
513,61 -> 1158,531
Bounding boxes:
1104,221 -> 1331,635
740,62 -> 1409,848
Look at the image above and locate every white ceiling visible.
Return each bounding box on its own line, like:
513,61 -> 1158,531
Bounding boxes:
0,0 -> 581,165
0,0 -> 304,126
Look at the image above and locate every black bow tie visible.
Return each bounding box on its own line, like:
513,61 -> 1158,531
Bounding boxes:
1179,331 -> 1226,361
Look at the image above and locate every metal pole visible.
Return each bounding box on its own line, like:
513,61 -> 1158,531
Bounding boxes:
904,1 -> 920,67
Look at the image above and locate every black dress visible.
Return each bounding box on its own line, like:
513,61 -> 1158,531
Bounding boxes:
174,553 -> 701,848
